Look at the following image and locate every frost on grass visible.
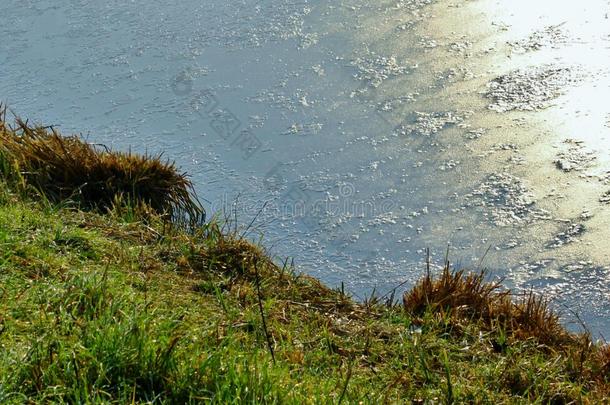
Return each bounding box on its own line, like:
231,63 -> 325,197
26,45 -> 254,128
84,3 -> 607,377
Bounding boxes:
508,24 -> 568,53
394,111 -> 463,137
486,66 -> 577,112
554,140 -> 597,172
467,173 -> 549,226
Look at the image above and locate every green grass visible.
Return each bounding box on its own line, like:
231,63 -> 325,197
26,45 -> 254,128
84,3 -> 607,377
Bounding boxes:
0,182 -> 609,403
1,111 -> 610,403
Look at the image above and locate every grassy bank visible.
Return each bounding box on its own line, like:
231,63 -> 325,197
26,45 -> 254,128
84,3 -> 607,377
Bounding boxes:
1,111 -> 609,403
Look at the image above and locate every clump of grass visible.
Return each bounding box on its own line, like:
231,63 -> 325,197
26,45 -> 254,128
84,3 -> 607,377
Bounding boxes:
403,267 -> 503,321
403,265 -> 571,346
0,105 -> 204,228
198,224 -> 267,277
593,344 -> 610,382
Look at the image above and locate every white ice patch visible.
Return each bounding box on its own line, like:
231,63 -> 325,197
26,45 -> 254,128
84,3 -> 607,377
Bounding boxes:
394,111 -> 463,137
351,53 -> 413,88
508,24 -> 568,53
467,173 -> 550,226
547,222 -> 586,249
554,140 -> 597,172
376,94 -> 418,113
486,66 -> 578,112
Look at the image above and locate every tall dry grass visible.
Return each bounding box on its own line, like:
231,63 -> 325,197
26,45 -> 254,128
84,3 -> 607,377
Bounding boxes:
0,105 -> 204,227
403,265 -> 572,347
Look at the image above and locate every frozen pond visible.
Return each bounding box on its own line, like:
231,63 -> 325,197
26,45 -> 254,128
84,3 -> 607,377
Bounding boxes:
2,0 -> 610,335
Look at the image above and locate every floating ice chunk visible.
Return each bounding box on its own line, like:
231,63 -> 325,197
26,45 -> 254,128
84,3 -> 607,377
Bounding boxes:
508,24 -> 568,53
468,173 -> 550,226
351,52 -> 413,88
395,111 -> 463,137
486,66 -> 579,112
548,223 -> 586,248
554,140 -> 596,172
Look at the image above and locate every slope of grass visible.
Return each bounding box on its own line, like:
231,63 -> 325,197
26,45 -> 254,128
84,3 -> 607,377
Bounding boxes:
0,112 -> 610,403
1,182 -> 610,403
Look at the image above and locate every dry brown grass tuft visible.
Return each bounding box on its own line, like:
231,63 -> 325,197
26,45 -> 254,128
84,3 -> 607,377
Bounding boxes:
403,265 -> 572,346
403,267 -> 504,320
505,291 -> 568,345
0,106 -> 204,227
593,344 -> 610,382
